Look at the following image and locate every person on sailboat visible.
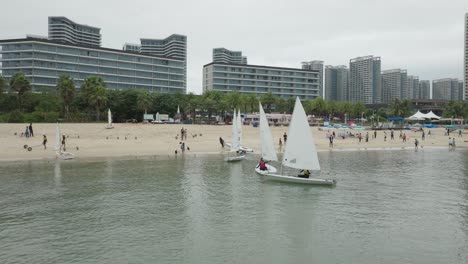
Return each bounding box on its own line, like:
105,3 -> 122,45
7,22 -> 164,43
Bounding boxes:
298,169 -> 310,178
258,158 -> 267,171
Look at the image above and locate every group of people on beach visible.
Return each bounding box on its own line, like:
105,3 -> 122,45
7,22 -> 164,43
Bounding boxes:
21,123 -> 34,138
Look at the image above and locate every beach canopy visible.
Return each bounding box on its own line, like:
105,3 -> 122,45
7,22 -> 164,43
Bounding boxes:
407,110 -> 427,120
425,111 -> 441,120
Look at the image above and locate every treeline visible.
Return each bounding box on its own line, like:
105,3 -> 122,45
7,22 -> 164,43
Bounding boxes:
0,73 -> 466,123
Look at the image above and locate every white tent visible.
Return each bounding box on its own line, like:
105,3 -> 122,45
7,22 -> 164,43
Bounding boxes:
425,111 -> 441,120
407,110 -> 426,120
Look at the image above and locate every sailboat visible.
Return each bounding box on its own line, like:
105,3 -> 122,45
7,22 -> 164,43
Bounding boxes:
225,110 -> 254,152
264,97 -> 336,185
225,109 -> 245,162
255,102 -> 278,175
106,109 -> 114,129
55,123 -> 74,160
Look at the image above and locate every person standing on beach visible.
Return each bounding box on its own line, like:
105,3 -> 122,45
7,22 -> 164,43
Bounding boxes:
25,126 -> 30,138
459,129 -> 462,138
61,135 -> 66,151
219,137 -> 224,148
448,137 -> 453,150
283,132 -> 287,143
42,135 -> 47,149
29,123 -> 34,137
365,132 -> 369,143
279,138 -> 283,152
414,139 -> 419,149
390,130 -> 394,140
422,130 -> 425,141
374,130 -> 377,139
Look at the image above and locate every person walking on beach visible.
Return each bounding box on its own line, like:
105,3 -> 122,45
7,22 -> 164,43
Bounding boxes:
42,135 -> 47,149
448,137 -> 453,150
374,130 -> 377,139
61,135 -> 66,151
329,135 -> 334,148
25,126 -> 30,138
219,137 -> 225,148
459,129 -> 462,138
414,139 -> 419,150
402,133 -> 407,142
452,138 -> 456,149
29,123 -> 34,137
365,132 -> 369,143
283,132 -> 287,143
390,130 -> 394,140
180,141 -> 185,153
422,130 -> 425,141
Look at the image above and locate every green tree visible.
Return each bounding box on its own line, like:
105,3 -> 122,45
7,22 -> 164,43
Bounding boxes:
260,92 -> 276,113
88,86 -> 108,121
0,75 -> 5,96
307,97 -> 328,117
443,101 -> 466,118
56,75 -> 75,118
389,99 -> 410,117
9,72 -> 31,110
137,90 -> 152,114
245,94 -> 258,113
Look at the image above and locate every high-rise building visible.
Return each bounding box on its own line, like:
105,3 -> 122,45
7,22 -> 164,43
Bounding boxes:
138,34 -> 187,89
432,78 -> 460,100
122,43 -> 141,53
0,37 -> 186,93
213,48 -> 247,64
407,75 -> 419,99
302,61 -> 324,98
419,80 -> 431,99
381,69 -> 407,103
464,13 -> 468,100
459,81 -> 464,101
349,56 -> 381,104
325,65 -> 348,101
48,16 -> 101,47
203,62 -> 320,100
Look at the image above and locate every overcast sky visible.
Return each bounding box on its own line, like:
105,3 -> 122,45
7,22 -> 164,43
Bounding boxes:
1,0 -> 467,94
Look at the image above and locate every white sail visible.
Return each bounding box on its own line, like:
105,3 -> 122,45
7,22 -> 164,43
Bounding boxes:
230,109 -> 240,151
108,109 -> 112,127
282,97 -> 320,171
177,105 -> 180,114
259,102 -> 278,161
156,112 -> 160,122
237,109 -> 242,146
54,123 -> 61,152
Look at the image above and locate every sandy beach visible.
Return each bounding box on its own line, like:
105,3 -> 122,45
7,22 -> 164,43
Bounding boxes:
0,123 -> 466,161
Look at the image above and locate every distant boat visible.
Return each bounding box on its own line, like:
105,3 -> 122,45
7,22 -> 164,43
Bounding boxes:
255,102 -> 278,175
106,109 -> 114,129
225,109 -> 245,162
264,97 -> 336,185
55,123 -> 74,160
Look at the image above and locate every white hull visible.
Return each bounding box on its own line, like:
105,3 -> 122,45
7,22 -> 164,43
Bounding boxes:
225,143 -> 254,152
255,164 -> 277,175
264,173 -> 336,186
57,151 -> 75,160
105,125 -> 114,129
225,155 -> 245,162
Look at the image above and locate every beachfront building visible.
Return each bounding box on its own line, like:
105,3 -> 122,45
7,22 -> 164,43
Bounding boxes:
203,62 -> 321,100
302,61 -> 324,97
324,65 -> 348,101
0,37 -> 186,93
464,13 -> 467,100
407,75 -> 419,99
349,55 -> 381,104
213,48 -> 247,64
459,81 -> 464,101
432,78 -> 460,101
381,69 -> 407,103
124,34 -> 187,88
419,80 -> 431,99
48,16 -> 101,47
123,43 -> 141,53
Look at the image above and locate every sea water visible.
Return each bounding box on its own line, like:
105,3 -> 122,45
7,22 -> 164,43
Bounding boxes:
0,149 -> 467,264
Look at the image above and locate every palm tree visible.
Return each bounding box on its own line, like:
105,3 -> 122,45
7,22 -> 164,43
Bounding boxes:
56,75 -> 75,118
137,90 -> 151,114
88,86 -> 108,121
9,72 -> 31,110
260,92 -> 276,113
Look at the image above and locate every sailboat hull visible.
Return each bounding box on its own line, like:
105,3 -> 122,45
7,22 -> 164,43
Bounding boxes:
56,151 -> 75,160
255,164 -> 277,175
264,173 -> 336,185
225,155 -> 245,162
224,143 -> 254,152
105,126 -> 114,129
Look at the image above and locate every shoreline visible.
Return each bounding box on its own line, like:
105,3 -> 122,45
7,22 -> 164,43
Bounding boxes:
0,123 -> 466,163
